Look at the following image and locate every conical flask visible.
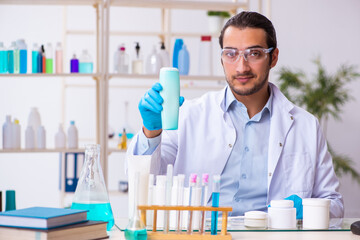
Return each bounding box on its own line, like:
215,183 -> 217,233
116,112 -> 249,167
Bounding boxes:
71,144 -> 114,231
125,172 -> 147,240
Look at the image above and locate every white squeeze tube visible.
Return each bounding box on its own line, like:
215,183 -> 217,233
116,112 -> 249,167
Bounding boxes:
163,164 -> 173,234
155,175 -> 166,229
170,176 -> 179,230
200,173 -> 209,234
187,173 -> 197,234
176,174 -> 185,233
193,176 -> 202,231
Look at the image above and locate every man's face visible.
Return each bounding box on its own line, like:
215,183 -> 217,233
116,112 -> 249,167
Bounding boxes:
221,26 -> 278,98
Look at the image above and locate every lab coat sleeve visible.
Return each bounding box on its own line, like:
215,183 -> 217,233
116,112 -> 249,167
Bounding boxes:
312,122 -> 344,218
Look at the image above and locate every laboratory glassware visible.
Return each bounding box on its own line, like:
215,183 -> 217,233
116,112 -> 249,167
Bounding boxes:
125,172 -> 147,240
211,174 -> 220,235
71,144 -> 114,231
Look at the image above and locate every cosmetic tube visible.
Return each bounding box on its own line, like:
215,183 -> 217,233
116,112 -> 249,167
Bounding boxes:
176,174 -> 185,233
163,164 -> 173,233
187,173 -> 197,234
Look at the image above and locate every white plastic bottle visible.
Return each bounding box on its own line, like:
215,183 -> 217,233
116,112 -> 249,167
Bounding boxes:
145,45 -> 161,74
55,124 -> 66,149
27,107 -> 41,148
37,125 -> 46,149
132,42 -> 143,74
2,115 -> 13,149
198,35 -> 212,76
25,125 -> 35,149
158,42 -> 170,68
12,119 -> 21,149
114,44 -> 129,74
55,42 -> 63,73
67,121 -> 78,149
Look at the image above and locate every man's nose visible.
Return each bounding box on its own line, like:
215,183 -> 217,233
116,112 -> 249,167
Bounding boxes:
235,54 -> 251,72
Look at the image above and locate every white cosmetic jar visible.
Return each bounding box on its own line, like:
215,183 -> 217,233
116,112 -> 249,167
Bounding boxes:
302,198 -> 331,229
268,200 -> 296,229
244,211 -> 267,229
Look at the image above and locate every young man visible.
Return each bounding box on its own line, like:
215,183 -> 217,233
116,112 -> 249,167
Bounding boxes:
127,11 -> 344,218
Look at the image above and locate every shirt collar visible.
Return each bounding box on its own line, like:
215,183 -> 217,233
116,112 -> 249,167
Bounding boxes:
224,85 -> 274,116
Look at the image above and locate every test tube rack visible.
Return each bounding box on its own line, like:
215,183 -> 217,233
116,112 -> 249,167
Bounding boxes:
138,205 -> 233,240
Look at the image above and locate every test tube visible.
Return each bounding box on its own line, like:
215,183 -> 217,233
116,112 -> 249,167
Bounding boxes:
200,173 -> 209,234
176,174 -> 185,233
211,175 -> 221,235
187,173 -> 197,234
163,164 -> 173,234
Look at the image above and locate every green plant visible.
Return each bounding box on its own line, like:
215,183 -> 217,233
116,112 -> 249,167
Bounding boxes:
277,58 -> 360,183
207,11 -> 231,18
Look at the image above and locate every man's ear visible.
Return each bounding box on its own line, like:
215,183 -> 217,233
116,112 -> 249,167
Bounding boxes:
270,48 -> 279,68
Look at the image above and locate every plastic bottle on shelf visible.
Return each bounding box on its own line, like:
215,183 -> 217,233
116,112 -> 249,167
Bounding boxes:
8,42 -> 17,74
120,101 -> 135,139
54,124 -> 66,149
31,43 -> 39,74
27,107 -> 41,148
70,53 -> 79,73
79,50 -> 93,73
118,129 -> 127,150
16,39 -> 27,74
198,35 -> 212,76
178,44 -> 190,75
172,38 -> 183,68
159,42 -> 170,68
131,42 -> 143,74
41,44 -> 46,73
37,125 -> 46,149
145,45 -> 161,74
25,125 -> 35,149
45,43 -> 53,74
55,42 -> 63,74
114,44 -> 129,74
67,121 -> 78,149
37,45 -> 43,73
0,42 -> 8,74
12,119 -> 21,149
2,115 -> 13,149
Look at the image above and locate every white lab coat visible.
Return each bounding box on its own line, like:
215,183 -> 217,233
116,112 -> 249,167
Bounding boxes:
128,82 -> 344,218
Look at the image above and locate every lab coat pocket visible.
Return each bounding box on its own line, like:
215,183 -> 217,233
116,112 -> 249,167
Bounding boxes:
283,152 -> 314,193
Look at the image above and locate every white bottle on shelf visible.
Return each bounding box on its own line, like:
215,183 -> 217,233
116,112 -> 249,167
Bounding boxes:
55,42 -> 63,73
25,125 -> 35,149
132,42 -> 143,74
55,124 -> 66,149
158,42 -> 170,68
145,45 -> 161,74
198,35 -> 212,76
2,115 -> 13,149
67,121 -> 78,149
37,125 -> 46,149
27,107 -> 41,148
12,119 -> 21,149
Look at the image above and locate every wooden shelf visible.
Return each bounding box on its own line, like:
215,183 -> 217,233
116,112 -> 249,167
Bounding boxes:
109,73 -> 225,81
0,0 -> 101,6
0,73 -> 100,78
110,0 -> 247,11
0,148 -> 85,153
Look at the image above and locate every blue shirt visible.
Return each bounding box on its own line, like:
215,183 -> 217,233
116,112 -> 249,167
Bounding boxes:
220,87 -> 272,216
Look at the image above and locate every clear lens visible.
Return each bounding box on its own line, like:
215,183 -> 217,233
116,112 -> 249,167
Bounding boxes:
221,47 -> 273,64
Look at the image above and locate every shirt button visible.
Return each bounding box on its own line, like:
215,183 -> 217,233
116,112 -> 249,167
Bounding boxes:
241,174 -> 247,179
229,143 -> 233,148
268,172 -> 272,177
245,146 -> 249,152
234,197 -> 240,202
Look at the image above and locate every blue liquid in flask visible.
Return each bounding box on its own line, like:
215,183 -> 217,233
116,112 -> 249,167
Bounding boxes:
71,202 -> 114,231
124,229 -> 147,240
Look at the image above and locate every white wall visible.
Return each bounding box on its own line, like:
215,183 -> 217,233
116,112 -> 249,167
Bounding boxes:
0,0 -> 359,218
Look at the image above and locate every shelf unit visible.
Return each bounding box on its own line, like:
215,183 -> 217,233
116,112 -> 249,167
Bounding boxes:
1,0 -> 273,208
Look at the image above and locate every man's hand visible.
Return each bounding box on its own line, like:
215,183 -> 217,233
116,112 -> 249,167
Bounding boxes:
138,82 -> 184,137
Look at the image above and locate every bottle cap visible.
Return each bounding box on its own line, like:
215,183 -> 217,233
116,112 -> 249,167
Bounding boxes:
202,173 -> 209,184
160,42 -> 166,50
213,174 -> 221,183
70,120 -> 75,125
302,198 -> 330,207
14,119 -> 19,124
201,35 -> 212,41
270,200 -> 294,208
190,173 -> 197,183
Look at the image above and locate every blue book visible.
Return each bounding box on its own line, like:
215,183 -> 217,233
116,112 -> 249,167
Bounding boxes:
0,207 -> 88,230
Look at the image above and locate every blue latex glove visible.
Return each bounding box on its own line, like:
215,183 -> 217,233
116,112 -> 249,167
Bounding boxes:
285,194 -> 303,219
138,82 -> 184,131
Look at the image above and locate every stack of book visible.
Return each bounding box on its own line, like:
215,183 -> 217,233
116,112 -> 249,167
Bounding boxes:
0,207 -> 108,240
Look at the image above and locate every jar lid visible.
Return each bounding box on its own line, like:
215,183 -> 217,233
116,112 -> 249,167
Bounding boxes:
302,198 -> 331,207
270,200 -> 294,208
244,211 -> 267,219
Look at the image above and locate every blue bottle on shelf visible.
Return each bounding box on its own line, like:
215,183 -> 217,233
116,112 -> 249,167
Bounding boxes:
172,38 -> 183,68
16,39 -> 27,74
70,54 -> 79,73
178,44 -> 190,75
0,42 -> 7,74
32,43 -> 39,74
7,42 -> 17,74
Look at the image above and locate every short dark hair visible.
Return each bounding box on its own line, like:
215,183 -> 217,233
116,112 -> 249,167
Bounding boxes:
219,11 -> 277,50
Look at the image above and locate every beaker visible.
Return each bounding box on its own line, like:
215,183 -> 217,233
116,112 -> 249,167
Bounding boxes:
71,144 -> 114,231
125,172 -> 147,240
